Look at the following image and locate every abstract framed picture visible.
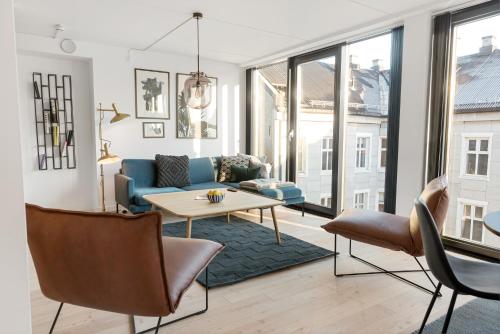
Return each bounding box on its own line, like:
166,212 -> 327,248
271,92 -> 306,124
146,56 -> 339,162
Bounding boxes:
142,122 -> 165,138
135,68 -> 170,119
176,73 -> 217,139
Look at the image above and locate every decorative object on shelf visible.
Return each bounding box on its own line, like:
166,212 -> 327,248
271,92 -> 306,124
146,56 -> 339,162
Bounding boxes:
134,12 -> 212,110
33,81 -> 40,99
176,73 -> 217,139
32,72 -> 76,170
142,122 -> 164,138
96,103 -> 130,212
134,68 -> 170,119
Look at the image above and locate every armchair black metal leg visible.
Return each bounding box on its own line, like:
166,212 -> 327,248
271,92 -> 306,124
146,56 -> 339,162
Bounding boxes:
302,203 -> 305,217
49,302 -> 64,334
136,268 -> 209,334
333,236 -> 439,295
418,283 -> 442,334
116,203 -> 119,213
154,317 -> 162,334
441,290 -> 458,334
260,208 -> 263,223
414,256 -> 441,297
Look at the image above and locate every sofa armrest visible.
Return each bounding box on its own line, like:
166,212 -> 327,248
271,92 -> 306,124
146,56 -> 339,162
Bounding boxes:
115,174 -> 135,209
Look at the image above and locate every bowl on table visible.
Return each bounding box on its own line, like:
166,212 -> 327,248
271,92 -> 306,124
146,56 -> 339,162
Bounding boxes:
207,190 -> 225,203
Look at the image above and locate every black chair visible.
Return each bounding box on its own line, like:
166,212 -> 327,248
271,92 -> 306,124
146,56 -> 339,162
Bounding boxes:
414,198 -> 500,334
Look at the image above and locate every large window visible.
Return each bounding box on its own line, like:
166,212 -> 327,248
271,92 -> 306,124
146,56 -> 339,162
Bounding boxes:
342,32 -> 397,212
428,2 -> 500,257
248,27 -> 403,217
251,62 -> 288,180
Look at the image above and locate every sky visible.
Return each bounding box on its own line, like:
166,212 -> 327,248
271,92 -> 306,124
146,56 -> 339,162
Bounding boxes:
455,14 -> 500,57
345,13 -> 500,69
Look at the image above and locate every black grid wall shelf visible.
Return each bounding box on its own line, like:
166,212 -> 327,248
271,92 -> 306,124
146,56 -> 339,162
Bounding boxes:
32,72 -> 76,170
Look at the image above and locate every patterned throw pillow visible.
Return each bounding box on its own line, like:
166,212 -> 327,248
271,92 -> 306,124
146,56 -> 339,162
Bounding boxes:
155,154 -> 191,188
218,155 -> 250,182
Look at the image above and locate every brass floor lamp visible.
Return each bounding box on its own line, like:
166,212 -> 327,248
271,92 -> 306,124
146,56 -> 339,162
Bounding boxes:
96,103 -> 129,212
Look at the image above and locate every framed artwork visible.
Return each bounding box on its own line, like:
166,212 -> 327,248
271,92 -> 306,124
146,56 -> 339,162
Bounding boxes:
142,122 -> 165,138
135,68 -> 170,119
176,73 -> 217,139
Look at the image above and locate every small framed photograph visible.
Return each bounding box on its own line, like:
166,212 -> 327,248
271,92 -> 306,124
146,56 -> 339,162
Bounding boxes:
142,122 -> 165,138
135,68 -> 170,119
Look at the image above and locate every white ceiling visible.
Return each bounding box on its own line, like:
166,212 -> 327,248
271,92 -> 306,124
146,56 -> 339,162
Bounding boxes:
14,0 -> 461,65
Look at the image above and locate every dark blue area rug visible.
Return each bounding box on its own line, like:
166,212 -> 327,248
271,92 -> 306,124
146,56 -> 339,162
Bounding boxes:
414,298 -> 500,333
162,215 -> 335,288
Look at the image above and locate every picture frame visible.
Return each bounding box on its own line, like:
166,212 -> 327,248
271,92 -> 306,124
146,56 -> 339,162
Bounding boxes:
135,68 -> 170,119
176,73 -> 217,139
142,122 -> 165,138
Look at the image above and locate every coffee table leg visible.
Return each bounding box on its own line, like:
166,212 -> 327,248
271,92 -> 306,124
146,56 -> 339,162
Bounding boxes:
186,217 -> 192,238
226,212 -> 231,223
270,206 -> 281,245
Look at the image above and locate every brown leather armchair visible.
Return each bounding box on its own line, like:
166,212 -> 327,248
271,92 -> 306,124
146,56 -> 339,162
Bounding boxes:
321,176 -> 449,294
26,204 -> 224,334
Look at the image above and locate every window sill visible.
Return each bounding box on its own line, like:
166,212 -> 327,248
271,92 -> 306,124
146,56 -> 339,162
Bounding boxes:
459,174 -> 489,181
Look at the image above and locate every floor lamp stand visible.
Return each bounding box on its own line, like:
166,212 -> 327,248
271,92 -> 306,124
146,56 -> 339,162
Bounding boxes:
100,164 -> 106,212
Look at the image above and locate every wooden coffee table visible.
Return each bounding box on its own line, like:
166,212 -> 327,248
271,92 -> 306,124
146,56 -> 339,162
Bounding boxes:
143,189 -> 284,244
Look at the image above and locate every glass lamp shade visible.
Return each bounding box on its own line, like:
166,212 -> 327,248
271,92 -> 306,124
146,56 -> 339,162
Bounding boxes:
183,72 -> 212,109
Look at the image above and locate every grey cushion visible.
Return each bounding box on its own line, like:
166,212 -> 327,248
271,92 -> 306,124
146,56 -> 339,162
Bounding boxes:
155,154 -> 191,188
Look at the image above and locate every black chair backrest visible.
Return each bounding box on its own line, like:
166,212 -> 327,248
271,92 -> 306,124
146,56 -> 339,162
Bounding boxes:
414,198 -> 461,290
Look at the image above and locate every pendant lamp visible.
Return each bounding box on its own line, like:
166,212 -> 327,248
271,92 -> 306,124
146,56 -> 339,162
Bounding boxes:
183,13 -> 212,109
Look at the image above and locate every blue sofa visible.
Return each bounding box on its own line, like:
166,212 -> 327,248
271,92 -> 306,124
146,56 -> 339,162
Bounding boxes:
114,156 -> 305,214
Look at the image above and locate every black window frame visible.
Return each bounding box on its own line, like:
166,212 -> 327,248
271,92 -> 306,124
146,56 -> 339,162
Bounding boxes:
426,0 -> 500,261
246,27 -> 404,218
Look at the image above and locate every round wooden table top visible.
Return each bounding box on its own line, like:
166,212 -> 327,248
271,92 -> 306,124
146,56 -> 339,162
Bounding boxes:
484,211 -> 500,237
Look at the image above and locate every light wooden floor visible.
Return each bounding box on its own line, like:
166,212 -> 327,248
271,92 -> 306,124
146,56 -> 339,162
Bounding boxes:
30,207 -> 474,334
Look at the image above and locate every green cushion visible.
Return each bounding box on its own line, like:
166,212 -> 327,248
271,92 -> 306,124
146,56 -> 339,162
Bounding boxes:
230,166 -> 261,182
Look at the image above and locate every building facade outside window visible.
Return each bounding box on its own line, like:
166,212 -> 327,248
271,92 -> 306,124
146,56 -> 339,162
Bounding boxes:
456,199 -> 487,244
379,136 -> 387,169
353,190 -> 369,209
461,135 -> 491,178
355,134 -> 371,170
321,137 -> 334,171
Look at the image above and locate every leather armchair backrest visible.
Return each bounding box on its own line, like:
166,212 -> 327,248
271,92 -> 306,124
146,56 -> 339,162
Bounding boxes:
409,176 -> 449,256
26,204 -> 171,317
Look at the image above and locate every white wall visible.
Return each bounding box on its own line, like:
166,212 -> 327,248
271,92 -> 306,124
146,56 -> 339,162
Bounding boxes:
396,12 -> 433,215
0,0 -> 32,332
16,34 -> 245,210
17,53 -> 97,210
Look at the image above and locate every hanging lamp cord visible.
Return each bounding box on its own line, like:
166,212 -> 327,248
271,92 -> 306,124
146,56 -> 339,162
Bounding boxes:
137,15 -> 194,52
196,15 -> 200,76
